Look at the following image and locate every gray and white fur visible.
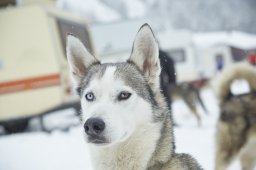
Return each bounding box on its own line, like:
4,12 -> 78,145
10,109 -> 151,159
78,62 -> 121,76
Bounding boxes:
66,23 -> 202,170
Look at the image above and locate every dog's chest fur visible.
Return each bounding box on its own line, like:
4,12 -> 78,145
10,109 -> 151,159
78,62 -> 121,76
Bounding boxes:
89,124 -> 162,170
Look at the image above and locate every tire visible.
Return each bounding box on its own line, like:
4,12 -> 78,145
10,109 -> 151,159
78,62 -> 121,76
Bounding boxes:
4,119 -> 29,134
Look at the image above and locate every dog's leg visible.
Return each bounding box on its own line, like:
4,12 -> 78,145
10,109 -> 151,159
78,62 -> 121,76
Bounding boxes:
194,88 -> 208,114
215,119 -> 246,170
240,151 -> 256,170
182,92 -> 201,127
215,124 -> 234,170
189,104 -> 201,127
239,132 -> 256,170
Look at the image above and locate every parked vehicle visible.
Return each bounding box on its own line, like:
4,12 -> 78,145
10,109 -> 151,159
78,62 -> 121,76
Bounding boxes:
0,5 -> 92,133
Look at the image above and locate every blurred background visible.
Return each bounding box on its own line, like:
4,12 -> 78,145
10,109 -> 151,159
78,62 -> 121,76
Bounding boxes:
0,0 -> 256,170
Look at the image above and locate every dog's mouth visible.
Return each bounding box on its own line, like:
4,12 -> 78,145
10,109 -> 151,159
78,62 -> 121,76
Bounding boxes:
87,136 -> 108,145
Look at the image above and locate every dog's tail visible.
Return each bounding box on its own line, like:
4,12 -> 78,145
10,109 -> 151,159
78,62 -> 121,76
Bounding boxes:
215,62 -> 256,104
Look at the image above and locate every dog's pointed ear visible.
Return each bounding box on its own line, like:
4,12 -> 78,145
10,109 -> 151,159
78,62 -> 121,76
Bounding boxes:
128,24 -> 160,89
66,35 -> 99,87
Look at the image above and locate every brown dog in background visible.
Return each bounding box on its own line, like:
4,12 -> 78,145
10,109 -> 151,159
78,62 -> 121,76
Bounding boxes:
171,80 -> 208,127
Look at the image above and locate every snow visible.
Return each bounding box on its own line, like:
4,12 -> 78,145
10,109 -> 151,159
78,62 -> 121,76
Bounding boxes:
0,128 -> 93,170
42,109 -> 80,130
0,88 -> 244,170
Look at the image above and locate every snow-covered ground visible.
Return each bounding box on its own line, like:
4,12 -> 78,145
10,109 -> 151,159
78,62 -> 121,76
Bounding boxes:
0,88 -> 243,170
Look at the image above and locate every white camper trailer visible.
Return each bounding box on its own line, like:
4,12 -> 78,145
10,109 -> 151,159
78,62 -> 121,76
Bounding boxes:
0,5 -> 94,133
193,31 -> 256,78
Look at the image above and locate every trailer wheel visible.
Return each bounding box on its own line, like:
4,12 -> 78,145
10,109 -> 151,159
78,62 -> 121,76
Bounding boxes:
4,119 -> 29,134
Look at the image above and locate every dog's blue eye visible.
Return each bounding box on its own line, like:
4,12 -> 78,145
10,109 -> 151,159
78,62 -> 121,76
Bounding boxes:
118,92 -> 131,101
85,92 -> 95,101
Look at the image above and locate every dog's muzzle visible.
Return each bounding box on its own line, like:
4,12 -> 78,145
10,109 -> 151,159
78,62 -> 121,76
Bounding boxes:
84,118 -> 107,144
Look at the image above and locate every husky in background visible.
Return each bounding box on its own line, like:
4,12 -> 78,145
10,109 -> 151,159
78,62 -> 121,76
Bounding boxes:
214,62 -> 256,170
66,24 -> 202,170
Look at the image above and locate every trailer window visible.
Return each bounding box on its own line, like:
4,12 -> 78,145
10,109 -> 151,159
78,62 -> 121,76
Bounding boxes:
57,18 -> 94,57
229,47 -> 256,62
167,49 -> 186,63
230,47 -> 247,62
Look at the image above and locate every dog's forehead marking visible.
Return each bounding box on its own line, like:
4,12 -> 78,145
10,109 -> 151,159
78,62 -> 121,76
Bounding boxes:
86,65 -> 122,95
101,66 -> 117,84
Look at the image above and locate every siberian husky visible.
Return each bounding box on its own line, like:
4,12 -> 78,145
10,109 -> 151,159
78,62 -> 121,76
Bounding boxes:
66,23 -> 202,170
214,62 -> 256,170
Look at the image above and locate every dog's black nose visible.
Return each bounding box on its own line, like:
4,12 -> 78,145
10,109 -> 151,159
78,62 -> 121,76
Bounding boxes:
84,118 -> 105,135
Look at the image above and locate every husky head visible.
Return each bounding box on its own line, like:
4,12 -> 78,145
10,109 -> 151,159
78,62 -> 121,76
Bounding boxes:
66,24 -> 162,146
